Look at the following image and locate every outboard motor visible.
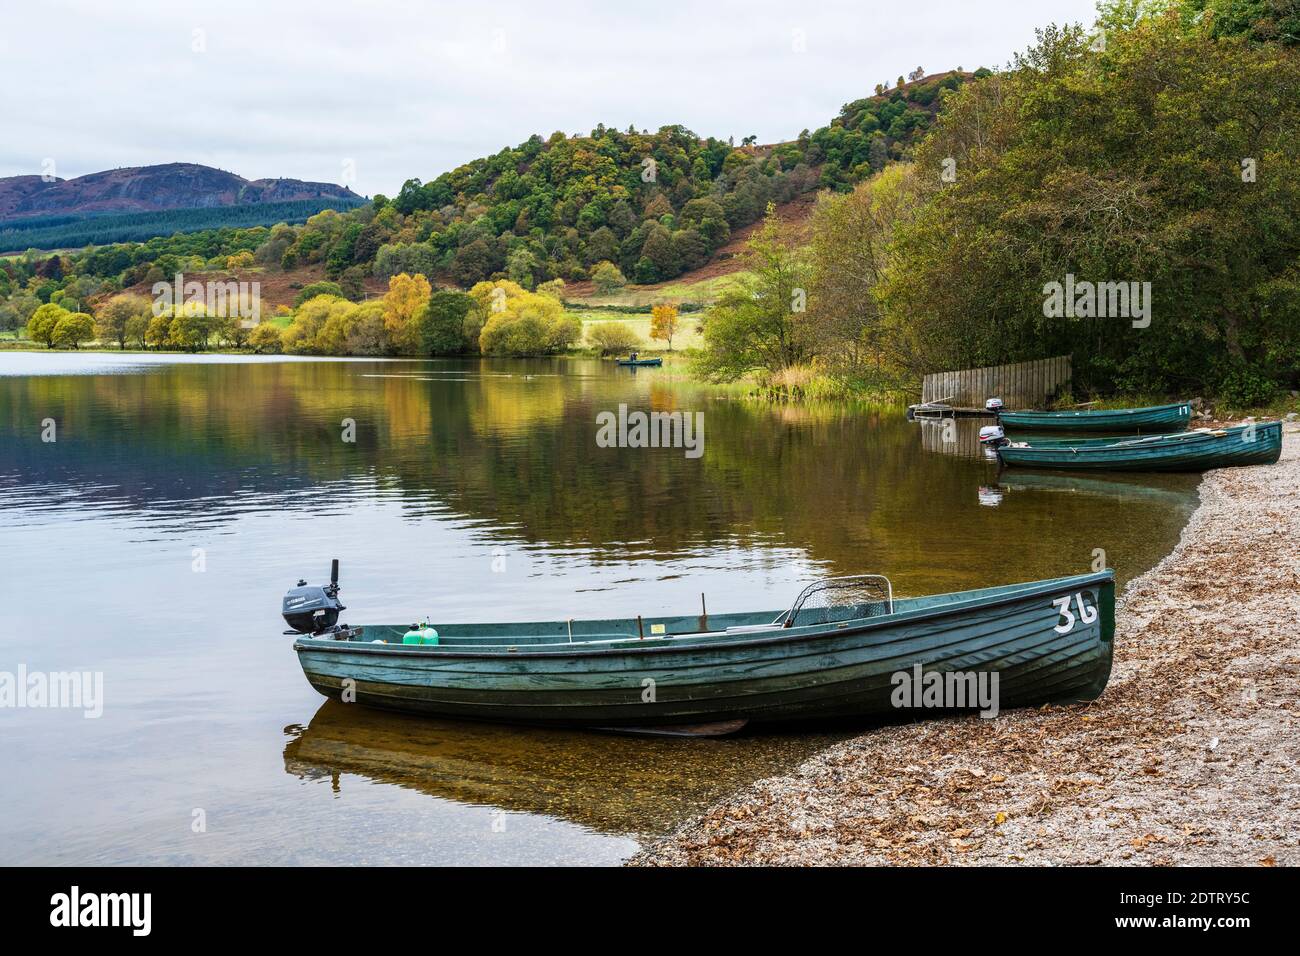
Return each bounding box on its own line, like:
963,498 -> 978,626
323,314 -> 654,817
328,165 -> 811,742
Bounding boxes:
282,559 -> 347,636
979,425 -> 1007,447
985,397 -> 1005,414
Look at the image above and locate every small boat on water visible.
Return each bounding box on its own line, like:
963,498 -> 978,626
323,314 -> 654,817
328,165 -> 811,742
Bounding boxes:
994,420 -> 1282,472
282,562 -> 1116,735
615,352 -> 662,367
997,401 -> 1191,432
906,400 -> 954,419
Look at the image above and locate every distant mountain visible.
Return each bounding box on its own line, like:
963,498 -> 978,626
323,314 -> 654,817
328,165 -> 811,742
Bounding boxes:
0,163 -> 361,223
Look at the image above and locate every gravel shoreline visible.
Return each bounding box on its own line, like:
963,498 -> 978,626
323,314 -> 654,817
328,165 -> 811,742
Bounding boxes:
632,425 -> 1299,867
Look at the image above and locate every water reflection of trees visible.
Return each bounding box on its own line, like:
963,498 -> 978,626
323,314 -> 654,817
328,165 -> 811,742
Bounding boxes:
0,359 -> 1196,586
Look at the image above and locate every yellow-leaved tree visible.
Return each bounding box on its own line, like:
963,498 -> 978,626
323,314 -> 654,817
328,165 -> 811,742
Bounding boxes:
650,303 -> 679,350
471,280 -> 582,356
382,273 -> 433,355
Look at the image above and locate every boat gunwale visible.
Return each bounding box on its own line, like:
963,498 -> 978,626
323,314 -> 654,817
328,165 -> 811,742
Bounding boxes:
1000,401 -> 1190,420
294,570 -> 1115,660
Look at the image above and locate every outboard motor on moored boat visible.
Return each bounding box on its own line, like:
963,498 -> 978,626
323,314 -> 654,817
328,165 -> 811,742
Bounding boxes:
979,425 -> 1007,447
282,559 -> 347,635
985,397 -> 1005,415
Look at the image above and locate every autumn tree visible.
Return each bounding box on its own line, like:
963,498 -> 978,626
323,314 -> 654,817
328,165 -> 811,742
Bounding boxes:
168,308 -> 221,351
650,303 -> 680,349
382,272 -> 433,354
125,314 -> 149,349
587,321 -> 643,355
53,312 -> 95,349
473,280 -> 582,356
283,294 -> 354,354
807,163 -> 919,383
591,260 -> 627,294
27,303 -> 68,348
145,313 -> 173,349
248,322 -> 284,354
96,294 -> 152,350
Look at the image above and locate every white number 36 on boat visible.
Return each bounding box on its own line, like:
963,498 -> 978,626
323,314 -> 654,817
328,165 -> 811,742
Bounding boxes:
1053,591 -> 1098,634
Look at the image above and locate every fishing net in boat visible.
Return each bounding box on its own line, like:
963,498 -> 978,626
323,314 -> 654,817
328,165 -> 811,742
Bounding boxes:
784,575 -> 894,628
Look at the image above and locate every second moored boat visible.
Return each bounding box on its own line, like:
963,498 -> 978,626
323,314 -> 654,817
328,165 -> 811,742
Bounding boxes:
994,401 -> 1192,432
993,420 -> 1282,472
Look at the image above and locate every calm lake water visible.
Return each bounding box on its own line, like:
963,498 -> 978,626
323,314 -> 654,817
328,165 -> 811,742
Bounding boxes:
0,352 -> 1199,864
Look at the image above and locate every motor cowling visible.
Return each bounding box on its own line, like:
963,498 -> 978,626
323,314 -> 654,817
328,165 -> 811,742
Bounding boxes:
282,560 -> 346,635
985,397 -> 1005,413
979,425 -> 1007,446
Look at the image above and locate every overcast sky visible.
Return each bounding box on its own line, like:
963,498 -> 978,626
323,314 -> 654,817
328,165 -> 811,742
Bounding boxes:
1,0 -> 1100,197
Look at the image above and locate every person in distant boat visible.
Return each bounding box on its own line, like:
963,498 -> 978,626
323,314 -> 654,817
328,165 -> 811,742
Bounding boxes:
629,351 -> 638,361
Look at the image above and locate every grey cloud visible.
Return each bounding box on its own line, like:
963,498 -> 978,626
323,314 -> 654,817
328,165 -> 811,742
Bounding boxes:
2,0 -> 1099,196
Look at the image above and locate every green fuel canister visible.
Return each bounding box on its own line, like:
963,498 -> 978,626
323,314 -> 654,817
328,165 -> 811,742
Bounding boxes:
402,623 -> 439,645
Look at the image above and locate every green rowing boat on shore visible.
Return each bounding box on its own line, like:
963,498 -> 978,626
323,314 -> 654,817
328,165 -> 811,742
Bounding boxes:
995,421 -> 1282,472
283,566 -> 1116,735
998,402 -> 1191,432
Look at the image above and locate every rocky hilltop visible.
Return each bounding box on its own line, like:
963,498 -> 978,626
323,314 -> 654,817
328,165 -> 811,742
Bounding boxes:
0,163 -> 360,222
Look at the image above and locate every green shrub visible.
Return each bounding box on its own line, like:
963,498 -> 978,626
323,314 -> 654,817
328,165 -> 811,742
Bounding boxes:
586,322 -> 643,355
1217,365 -> 1277,409
294,281 -> 345,307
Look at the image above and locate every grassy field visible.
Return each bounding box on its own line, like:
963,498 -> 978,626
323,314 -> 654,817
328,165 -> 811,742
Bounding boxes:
572,273 -> 741,308
575,310 -> 705,352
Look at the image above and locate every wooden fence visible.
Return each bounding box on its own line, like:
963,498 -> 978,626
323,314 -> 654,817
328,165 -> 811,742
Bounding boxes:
921,355 -> 1072,410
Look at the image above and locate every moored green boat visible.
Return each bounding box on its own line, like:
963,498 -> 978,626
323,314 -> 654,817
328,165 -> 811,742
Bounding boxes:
998,401 -> 1191,432
615,357 -> 663,367
285,568 -> 1116,734
995,420 -> 1282,472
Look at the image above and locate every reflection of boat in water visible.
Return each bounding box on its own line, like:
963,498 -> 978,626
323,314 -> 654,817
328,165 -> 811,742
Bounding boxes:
916,417 -> 998,459
991,472 -> 1199,509
282,700 -> 840,838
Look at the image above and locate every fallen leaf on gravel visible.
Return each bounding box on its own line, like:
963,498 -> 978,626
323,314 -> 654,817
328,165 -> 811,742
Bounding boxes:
1260,856 -> 1276,867
994,812 -> 1007,825
990,773 -> 1007,783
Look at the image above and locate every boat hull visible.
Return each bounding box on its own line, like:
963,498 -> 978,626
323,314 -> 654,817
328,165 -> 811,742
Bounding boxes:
294,573 -> 1115,729
999,402 -> 1191,432
616,358 -> 663,367
996,421 -> 1282,472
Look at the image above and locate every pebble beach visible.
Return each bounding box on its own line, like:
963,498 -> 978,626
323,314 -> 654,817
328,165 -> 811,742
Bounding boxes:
633,425 -> 1300,867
